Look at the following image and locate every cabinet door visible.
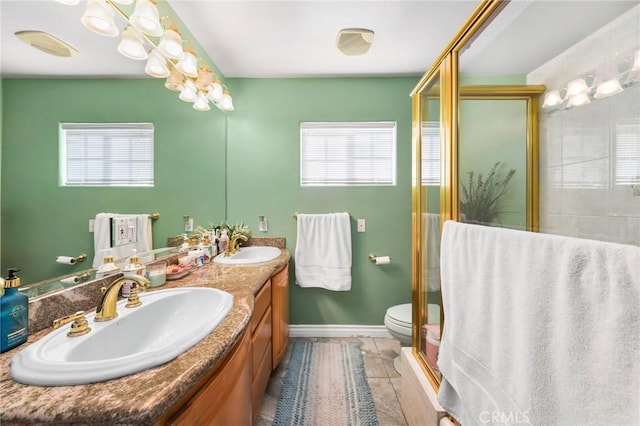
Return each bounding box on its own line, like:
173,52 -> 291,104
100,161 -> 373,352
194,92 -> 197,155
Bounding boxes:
271,264 -> 289,369
167,330 -> 251,426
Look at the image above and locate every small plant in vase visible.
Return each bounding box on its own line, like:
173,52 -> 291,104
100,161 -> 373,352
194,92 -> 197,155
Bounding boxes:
460,161 -> 516,225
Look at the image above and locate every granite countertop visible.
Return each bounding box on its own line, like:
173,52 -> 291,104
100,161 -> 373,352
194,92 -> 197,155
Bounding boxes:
0,243 -> 290,425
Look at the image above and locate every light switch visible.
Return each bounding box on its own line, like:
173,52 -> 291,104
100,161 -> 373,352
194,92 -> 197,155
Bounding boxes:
89,219 -> 95,233
357,219 -> 366,233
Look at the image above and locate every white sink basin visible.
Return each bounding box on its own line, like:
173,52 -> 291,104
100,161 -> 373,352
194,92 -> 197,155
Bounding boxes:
214,246 -> 281,265
10,287 -> 233,386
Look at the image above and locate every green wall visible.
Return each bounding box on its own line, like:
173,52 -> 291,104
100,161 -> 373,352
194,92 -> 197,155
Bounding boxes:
1,76 -> 417,326
226,77 -> 417,324
1,79 -> 227,284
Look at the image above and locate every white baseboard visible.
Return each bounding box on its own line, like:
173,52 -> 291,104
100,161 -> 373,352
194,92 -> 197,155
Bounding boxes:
289,324 -> 393,338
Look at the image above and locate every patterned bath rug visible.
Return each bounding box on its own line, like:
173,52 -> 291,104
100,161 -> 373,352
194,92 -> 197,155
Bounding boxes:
273,340 -> 379,426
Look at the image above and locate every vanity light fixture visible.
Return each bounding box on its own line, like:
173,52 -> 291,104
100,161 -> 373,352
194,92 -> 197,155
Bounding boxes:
144,49 -> 170,78
193,93 -> 211,111
566,93 -> 591,107
594,78 -> 623,98
221,87 -> 234,111
157,23 -> 184,60
565,78 -> 590,97
175,47 -> 198,78
129,0 -> 163,37
541,90 -> 564,108
195,65 -> 213,90
117,25 -> 148,60
60,0 -> 233,112
178,80 -> 198,102
81,0 -> 119,37
164,67 -> 185,91
206,81 -> 224,103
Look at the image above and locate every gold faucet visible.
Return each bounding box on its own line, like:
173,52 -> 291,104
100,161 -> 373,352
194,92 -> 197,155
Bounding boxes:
225,233 -> 248,256
95,275 -> 150,322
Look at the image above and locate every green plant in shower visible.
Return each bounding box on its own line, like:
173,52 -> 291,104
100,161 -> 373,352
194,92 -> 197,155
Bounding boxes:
459,161 -> 516,225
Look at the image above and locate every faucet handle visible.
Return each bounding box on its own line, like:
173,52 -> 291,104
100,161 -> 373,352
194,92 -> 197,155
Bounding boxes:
125,280 -> 147,308
53,311 -> 91,337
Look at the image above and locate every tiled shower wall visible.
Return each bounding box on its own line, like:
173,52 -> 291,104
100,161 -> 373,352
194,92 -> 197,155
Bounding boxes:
528,5 -> 640,246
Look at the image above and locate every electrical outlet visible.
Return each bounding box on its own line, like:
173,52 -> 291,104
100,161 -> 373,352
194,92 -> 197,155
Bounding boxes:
89,219 -> 95,233
357,219 -> 366,233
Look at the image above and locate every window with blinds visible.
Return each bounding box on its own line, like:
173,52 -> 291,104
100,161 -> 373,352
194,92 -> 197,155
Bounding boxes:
300,121 -> 396,186
615,119 -> 640,185
59,123 -> 154,187
421,122 -> 440,185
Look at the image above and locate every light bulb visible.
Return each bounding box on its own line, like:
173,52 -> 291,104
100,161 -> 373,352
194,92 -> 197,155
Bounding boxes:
221,92 -> 234,111
117,26 -> 148,60
206,82 -> 224,103
193,93 -> 211,111
175,50 -> 198,78
158,27 -> 184,60
144,50 -> 170,78
179,80 -> 197,102
594,79 -> 623,98
81,0 -> 118,37
566,78 -> 590,97
165,68 -> 185,91
130,0 -> 162,37
542,90 -> 564,108
566,93 -> 591,108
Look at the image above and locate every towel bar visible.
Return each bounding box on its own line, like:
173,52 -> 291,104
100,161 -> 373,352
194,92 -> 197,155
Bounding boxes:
293,212 -> 351,219
148,212 -> 160,220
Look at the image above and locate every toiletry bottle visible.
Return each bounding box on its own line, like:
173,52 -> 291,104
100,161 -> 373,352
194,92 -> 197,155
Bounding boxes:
219,229 -> 229,253
1,268 -> 29,353
95,256 -> 121,279
121,256 -> 145,297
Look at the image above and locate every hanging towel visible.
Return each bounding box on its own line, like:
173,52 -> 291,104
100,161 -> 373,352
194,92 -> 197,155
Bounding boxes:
437,221 -> 640,426
295,212 -> 352,291
92,213 -> 154,267
422,213 -> 441,292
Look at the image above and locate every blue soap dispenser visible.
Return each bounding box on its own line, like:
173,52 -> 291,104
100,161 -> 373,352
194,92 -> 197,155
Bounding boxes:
1,268 -> 29,353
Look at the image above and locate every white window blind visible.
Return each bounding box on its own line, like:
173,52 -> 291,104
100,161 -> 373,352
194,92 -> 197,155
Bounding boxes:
615,119 -> 640,185
421,122 -> 440,185
59,123 -> 154,187
300,121 -> 396,186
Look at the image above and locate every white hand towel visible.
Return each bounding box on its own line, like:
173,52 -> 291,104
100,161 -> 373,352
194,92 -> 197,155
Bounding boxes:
295,212 -> 352,291
92,212 -> 114,267
422,213 -> 441,292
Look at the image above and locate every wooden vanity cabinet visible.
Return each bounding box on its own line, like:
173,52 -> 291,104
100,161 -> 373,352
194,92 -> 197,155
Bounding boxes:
251,279 -> 273,421
164,329 -> 251,426
271,264 -> 289,369
161,262 -> 290,426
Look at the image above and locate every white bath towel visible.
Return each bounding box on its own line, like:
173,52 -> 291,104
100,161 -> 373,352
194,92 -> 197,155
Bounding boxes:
295,212 -> 352,291
437,221 -> 640,426
92,213 -> 153,267
422,213 -> 441,292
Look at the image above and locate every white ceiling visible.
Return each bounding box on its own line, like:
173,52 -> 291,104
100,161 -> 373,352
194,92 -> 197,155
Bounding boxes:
0,0 -> 638,79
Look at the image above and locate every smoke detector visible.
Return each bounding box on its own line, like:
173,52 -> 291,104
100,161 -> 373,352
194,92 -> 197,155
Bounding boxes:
336,28 -> 374,56
15,30 -> 79,57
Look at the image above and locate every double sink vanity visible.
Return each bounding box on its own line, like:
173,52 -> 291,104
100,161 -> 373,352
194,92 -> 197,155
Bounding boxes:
0,241 -> 290,425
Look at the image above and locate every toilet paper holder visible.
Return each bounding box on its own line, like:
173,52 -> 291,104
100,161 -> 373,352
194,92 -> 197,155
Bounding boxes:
56,253 -> 87,265
368,253 -> 391,264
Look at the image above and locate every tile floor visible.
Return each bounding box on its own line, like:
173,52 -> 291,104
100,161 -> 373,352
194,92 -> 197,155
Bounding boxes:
255,337 -> 408,426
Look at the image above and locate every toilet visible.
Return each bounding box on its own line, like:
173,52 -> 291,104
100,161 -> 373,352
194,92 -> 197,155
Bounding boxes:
384,303 -> 440,373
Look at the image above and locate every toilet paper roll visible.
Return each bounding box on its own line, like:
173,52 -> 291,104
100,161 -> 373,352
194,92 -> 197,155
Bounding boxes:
375,256 -> 391,265
56,256 -> 77,265
60,276 -> 80,285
